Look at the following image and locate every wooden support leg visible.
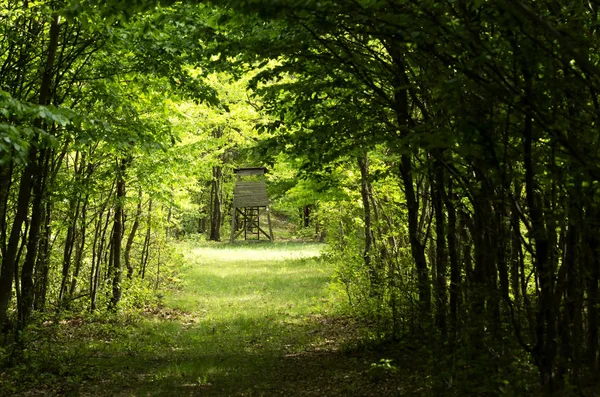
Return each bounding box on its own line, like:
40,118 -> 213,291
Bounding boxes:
266,205 -> 274,242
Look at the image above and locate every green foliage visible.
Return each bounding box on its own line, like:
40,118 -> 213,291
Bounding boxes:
2,0 -> 600,394
0,91 -> 79,164
0,241 -> 347,395
369,358 -> 398,382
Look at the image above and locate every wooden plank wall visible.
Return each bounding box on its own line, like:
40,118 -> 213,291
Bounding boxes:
233,181 -> 269,207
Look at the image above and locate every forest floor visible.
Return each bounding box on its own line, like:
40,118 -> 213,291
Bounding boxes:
1,240 -> 427,396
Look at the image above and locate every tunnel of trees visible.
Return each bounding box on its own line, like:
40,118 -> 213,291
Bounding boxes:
1,0 -> 600,395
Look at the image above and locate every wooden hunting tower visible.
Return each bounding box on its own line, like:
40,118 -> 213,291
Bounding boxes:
230,167 -> 273,242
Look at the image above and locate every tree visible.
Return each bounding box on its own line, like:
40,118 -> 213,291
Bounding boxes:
197,0 -> 600,393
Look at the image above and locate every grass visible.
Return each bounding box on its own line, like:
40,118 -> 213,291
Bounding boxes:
1,240 -> 423,396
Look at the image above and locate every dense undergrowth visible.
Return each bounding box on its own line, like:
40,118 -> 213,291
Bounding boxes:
0,238 -> 544,396
3,234 -> 598,396
0,240 -> 395,396
325,246 -> 544,396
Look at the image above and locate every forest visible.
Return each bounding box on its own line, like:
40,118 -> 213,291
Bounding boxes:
1,0 -> 600,395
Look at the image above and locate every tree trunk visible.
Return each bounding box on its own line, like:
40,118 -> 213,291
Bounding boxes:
69,195 -> 89,299
14,216 -> 30,324
34,201 -> 51,311
524,108 -> 556,393
19,147 -> 48,328
302,206 -> 311,228
510,184 -> 523,308
90,214 -> 102,311
209,165 -> 223,241
443,177 -> 459,349
90,186 -> 114,311
125,189 -> 142,279
585,204 -> 599,374
140,199 -> 153,280
432,159 -> 447,341
560,192 -> 582,381
388,46 -> 430,317
358,154 -> 377,293
109,157 -> 127,310
59,192 -> 81,304
0,12 -> 61,329
0,160 -> 13,258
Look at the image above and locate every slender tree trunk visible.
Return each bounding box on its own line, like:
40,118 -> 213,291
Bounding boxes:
443,178 -> 459,349
69,195 -> 89,299
106,230 -> 114,285
560,192 -> 582,381
510,184 -> 523,308
524,107 -> 556,393
209,165 -> 223,241
93,210 -> 113,311
0,13 -> 61,329
585,204 -> 599,373
19,148 -> 48,328
34,201 -> 51,311
399,159 -> 429,314
90,213 -> 102,311
14,217 -> 30,324
140,199 -> 153,280
0,159 -> 13,257
125,189 -> 142,279
457,210 -> 471,352
155,247 -> 161,290
20,10 -> 62,326
432,159 -> 447,341
389,55 -> 430,317
471,177 -> 499,342
59,152 -> 86,304
90,185 -> 114,311
59,194 -> 81,304
302,206 -> 311,228
358,154 -> 377,294
166,204 -> 172,238
109,157 -> 127,310
209,126 -> 224,241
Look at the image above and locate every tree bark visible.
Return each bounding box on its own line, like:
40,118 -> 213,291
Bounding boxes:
432,159 -> 447,341
59,191 -> 81,304
358,153 -> 377,293
109,157 -> 127,310
0,12 -> 61,329
524,107 -> 556,393
140,198 -> 153,280
125,189 -> 142,279
68,194 -> 89,299
386,42 -> 430,317
585,204 -> 599,373
443,177 -> 459,349
19,147 -> 48,328
33,200 -> 51,311
0,160 -> 13,258
209,165 -> 223,241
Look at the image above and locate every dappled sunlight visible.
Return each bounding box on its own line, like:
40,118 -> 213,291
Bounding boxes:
65,311 -> 375,397
5,240 -> 419,396
166,242 -> 335,323
182,242 -> 325,264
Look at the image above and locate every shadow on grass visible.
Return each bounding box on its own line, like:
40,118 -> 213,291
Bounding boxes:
18,313 -> 420,397
3,243 -> 424,396
171,245 -> 333,315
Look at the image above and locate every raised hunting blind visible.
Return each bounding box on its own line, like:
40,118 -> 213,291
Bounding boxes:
230,167 -> 274,242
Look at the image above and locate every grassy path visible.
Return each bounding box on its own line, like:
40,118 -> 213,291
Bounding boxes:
155,241 -> 342,396
5,241 -> 418,396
